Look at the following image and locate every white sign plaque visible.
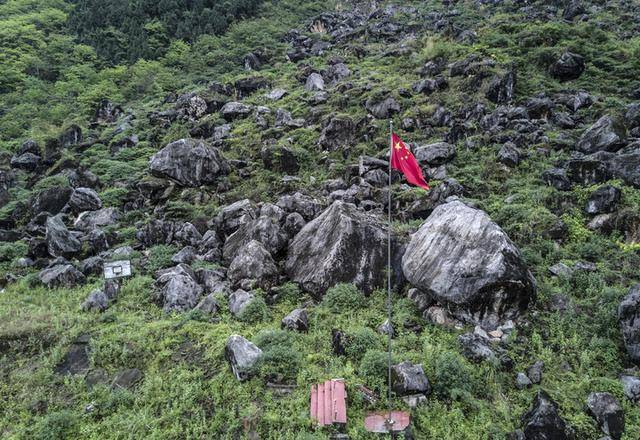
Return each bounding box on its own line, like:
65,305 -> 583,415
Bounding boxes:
104,260 -> 132,279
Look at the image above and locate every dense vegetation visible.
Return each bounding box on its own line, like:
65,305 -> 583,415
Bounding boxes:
1,0 -> 640,439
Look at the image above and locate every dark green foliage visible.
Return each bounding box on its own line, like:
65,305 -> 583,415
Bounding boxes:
0,241 -> 27,263
253,330 -> 302,382
238,296 -> 270,323
145,244 -> 177,272
32,410 -> 80,440
321,283 -> 367,313
359,349 -> 394,393
345,327 -> 382,362
430,351 -> 478,401
68,0 -> 265,63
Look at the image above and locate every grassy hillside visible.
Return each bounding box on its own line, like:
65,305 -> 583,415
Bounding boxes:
1,0 -> 640,439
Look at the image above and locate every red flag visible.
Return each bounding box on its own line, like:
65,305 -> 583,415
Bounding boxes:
390,133 -> 430,190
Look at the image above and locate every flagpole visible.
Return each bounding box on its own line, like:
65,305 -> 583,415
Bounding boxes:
387,119 -> 393,430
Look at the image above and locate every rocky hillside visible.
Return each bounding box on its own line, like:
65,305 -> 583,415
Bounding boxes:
2,0 -> 640,438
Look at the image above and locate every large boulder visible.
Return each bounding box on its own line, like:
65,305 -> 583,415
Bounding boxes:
365,96 -> 401,119
549,51 -> 585,81
392,361 -> 431,396
520,391 -> 575,439
228,289 -> 256,317
31,186 -> 72,216
585,185 -> 621,214
486,70 -> 516,104
318,116 -> 355,151
576,116 -> 626,154
45,215 -> 81,258
223,216 -> 288,262
305,73 -> 325,91
149,139 -> 229,187
225,335 -> 263,381
402,201 -> 536,328
285,201 -> 387,296
414,142 -> 456,166
220,101 -> 253,120
155,264 -> 203,312
281,308 -> 309,332
618,284 -> 640,364
228,240 -> 278,288
68,188 -> 102,212
39,264 -> 86,289
585,392 -> 625,440
74,208 -> 121,231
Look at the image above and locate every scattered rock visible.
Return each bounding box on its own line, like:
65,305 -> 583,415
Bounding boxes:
54,335 -> 90,375
497,142 -> 521,167
74,208 -> 121,231
585,185 -> 621,214
549,51 -> 585,81
585,392 -> 625,440
577,116 -> 626,154
414,142 -> 456,166
620,375 -> 640,403
486,70 -> 516,104
111,368 -> 143,390
81,289 -> 109,312
39,264 -> 85,288
220,101 -> 253,120
225,335 -> 263,381
149,138 -> 229,187
228,289 -> 256,317
520,391 -> 575,439
402,201 -> 536,328
68,188 -> 102,212
285,201 -> 387,296
618,284 -> 640,364
228,240 -> 278,288
392,361 -> 431,396
542,168 -> 572,191
194,294 -> 220,316
318,116 -> 355,151
281,308 -> 309,332
305,73 -> 325,91
527,360 -> 544,384
516,372 -> 532,390
45,215 -> 81,258
365,96 -> 401,119
223,216 -> 287,261
156,264 -> 203,312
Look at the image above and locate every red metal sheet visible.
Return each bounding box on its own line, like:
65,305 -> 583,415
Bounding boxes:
364,411 -> 411,433
310,379 -> 347,426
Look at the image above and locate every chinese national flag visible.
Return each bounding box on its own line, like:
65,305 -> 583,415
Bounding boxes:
390,133 -> 430,190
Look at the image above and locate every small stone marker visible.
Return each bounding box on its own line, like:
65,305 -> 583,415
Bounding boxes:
103,260 -> 131,279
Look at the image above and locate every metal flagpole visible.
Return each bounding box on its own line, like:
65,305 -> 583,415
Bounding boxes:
387,119 -> 393,433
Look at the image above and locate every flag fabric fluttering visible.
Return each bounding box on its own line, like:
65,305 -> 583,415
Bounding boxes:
390,133 -> 430,190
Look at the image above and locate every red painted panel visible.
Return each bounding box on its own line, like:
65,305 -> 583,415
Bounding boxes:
364,411 -> 411,433
310,379 -> 347,426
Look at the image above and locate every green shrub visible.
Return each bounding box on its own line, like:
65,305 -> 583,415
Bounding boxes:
32,410 -> 80,440
345,327 -> 381,362
145,245 -> 177,273
321,283 -> 367,313
0,241 -> 28,262
359,349 -> 393,392
431,351 -> 478,400
238,296 -> 270,323
253,329 -> 302,382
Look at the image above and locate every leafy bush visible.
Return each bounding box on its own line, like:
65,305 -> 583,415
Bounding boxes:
32,410 -> 80,440
145,245 -> 177,272
431,351 -> 478,400
345,327 -> 381,362
359,349 -> 393,392
253,329 -> 302,382
238,296 -> 270,323
0,241 -> 28,262
321,283 -> 367,313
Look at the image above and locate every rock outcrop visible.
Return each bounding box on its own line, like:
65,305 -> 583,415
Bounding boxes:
402,201 -> 536,328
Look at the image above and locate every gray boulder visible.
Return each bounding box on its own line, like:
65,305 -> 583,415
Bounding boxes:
39,264 -> 86,289
221,101 -> 253,120
156,264 -> 203,312
486,70 -> 516,104
620,375 -> 640,403
174,222 -> 202,247
305,73 -> 325,91
81,289 -> 109,312
223,216 -> 287,262
618,284 -> 640,364
228,289 -> 256,317
46,215 -> 81,258
194,294 -> 220,315
414,142 -> 456,166
549,51 -> 585,81
392,361 -> 431,396
585,185 -> 621,214
276,192 -> 323,221
281,308 -> 308,332
585,392 -> 625,440
228,240 -> 278,288
365,96 -> 401,119
521,391 -> 575,439
318,116 -> 355,151
225,335 -> 263,381
498,142 -> 521,167
74,208 -> 121,231
402,201 -> 536,328
285,201 -> 387,296
577,116 -> 626,154
11,152 -> 40,171
68,188 -> 102,212
149,139 -> 229,187
216,199 -> 257,237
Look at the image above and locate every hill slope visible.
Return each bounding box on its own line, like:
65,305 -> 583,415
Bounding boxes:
1,0 -> 640,439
